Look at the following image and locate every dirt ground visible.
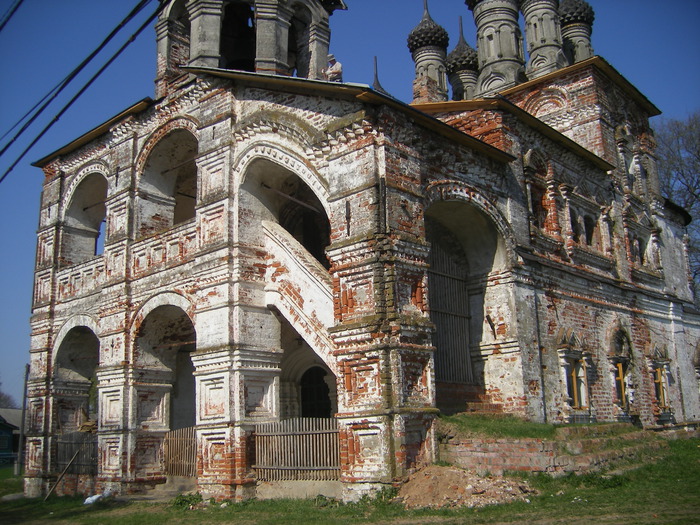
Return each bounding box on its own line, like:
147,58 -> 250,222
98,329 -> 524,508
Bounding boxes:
396,465 -> 537,509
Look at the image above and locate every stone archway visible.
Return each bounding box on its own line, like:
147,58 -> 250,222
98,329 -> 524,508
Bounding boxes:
134,304 -> 197,431
425,198 -> 507,414
53,326 -> 100,433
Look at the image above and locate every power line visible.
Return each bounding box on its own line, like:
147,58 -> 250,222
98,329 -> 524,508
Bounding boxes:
0,0 -> 24,33
0,0 -> 154,159
0,1 -> 166,185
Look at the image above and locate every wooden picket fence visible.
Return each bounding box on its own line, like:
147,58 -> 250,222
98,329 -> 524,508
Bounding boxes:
254,418 -> 340,481
163,426 -> 197,477
56,432 -> 98,475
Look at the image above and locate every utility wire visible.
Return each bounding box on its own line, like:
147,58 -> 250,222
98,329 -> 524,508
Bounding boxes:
0,0 -> 153,158
0,1 -> 166,185
0,0 -> 24,33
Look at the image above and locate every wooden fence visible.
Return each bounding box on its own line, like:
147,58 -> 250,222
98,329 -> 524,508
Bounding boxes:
56,432 -> 97,475
164,426 -> 197,477
254,418 -> 339,481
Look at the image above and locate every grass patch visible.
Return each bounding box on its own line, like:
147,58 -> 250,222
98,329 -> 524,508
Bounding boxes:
0,466 -> 22,498
0,438 -> 697,524
439,413 -> 558,440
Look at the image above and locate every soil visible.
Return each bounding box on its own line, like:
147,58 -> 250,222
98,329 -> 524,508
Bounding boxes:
395,465 -> 537,509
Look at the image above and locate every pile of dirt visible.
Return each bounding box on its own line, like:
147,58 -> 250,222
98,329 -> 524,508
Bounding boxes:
396,465 -> 537,509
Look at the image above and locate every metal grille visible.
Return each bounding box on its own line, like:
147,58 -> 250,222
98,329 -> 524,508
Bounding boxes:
254,418 -> 339,481
56,432 -> 97,475
429,241 -> 473,383
164,426 -> 197,477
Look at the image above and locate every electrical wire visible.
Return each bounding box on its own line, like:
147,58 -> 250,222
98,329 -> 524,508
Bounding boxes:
0,1 -> 166,185
0,0 -> 24,33
0,0 -> 154,158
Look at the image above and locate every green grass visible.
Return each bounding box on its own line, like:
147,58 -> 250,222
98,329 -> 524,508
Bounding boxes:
1,438 -> 698,524
439,412 -> 559,440
0,465 -> 23,498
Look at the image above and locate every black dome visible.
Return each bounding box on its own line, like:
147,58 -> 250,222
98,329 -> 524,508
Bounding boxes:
447,35 -> 478,74
407,8 -> 449,53
560,0 -> 595,26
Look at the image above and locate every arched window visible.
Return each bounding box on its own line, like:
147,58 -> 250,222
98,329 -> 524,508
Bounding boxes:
610,329 -> 632,413
60,173 -> 108,266
137,129 -> 198,237
220,1 -> 256,71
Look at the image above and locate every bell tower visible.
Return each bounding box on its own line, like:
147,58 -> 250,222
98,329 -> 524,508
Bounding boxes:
155,0 -> 347,97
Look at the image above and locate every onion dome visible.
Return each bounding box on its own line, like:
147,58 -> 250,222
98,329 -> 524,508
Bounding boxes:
407,1 -> 449,53
447,19 -> 478,74
559,0 -> 595,26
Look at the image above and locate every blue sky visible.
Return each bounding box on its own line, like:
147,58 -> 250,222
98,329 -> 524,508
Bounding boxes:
0,0 -> 699,403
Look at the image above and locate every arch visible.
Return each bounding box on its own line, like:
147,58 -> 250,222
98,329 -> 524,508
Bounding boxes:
130,291 -> 195,341
424,180 -> 515,267
235,142 -> 330,215
278,316 -> 337,419
300,366 -> 332,418
425,184 -> 511,414
52,314 -> 101,364
132,301 -> 197,431
523,148 -> 547,174
135,121 -> 199,237
52,323 -> 101,433
135,118 -> 200,177
60,171 -> 109,265
522,87 -> 570,117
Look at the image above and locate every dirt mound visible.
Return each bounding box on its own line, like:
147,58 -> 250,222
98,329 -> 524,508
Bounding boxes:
396,465 -> 536,509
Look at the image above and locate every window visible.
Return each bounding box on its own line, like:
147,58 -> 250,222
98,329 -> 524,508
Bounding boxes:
610,329 -> 633,414
557,331 -> 591,419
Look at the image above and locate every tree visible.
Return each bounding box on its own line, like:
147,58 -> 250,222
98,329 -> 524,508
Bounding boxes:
654,111 -> 700,298
0,378 -> 18,408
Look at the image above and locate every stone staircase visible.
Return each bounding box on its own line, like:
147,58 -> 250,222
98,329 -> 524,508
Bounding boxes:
439,421 -> 670,477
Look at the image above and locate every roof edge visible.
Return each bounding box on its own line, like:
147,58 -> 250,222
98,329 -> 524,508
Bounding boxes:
33,98 -> 154,168
499,56 -> 661,117
411,97 -> 615,172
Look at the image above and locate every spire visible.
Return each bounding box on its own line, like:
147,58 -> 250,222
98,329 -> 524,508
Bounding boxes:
447,17 -> 479,100
372,56 -> 389,96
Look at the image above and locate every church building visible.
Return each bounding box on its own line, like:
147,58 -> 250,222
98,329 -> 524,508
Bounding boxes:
24,0 -> 700,501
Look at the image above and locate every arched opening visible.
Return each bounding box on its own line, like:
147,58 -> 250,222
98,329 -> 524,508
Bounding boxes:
138,129 -> 198,238
288,4 -> 312,77
135,305 -> 196,431
167,0 -> 191,68
426,200 -> 506,414
220,0 -> 256,71
60,173 -> 107,266
279,317 -> 336,419
54,327 -> 100,433
241,158 -> 330,268
300,367 -> 332,418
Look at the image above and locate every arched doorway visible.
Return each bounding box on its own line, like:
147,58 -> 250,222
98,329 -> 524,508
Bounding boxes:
135,305 -> 197,430
134,304 -> 197,478
425,199 -> 506,414
54,326 -> 100,432
52,326 -> 100,478
300,367 -> 332,418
